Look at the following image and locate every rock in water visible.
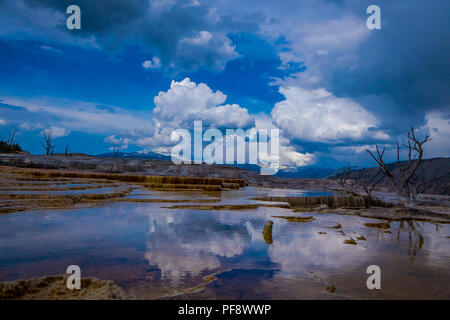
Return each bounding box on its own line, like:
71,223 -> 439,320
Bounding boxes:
262,221 -> 274,244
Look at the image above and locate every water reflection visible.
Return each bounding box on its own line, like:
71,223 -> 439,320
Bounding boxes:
0,187 -> 448,299
262,221 -> 273,245
144,211 -> 251,282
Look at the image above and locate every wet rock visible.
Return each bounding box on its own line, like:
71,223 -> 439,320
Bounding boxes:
262,221 -> 274,244
343,238 -> 357,245
0,274 -> 131,300
326,285 -> 336,293
364,222 -> 390,229
253,195 -> 388,209
20,169 -> 247,189
163,204 -> 288,210
272,216 -> 315,223
119,198 -> 220,203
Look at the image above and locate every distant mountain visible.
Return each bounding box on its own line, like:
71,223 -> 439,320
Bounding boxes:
97,151 -> 171,161
227,164 -> 338,178
275,166 -> 337,179
95,152 -> 366,180
321,166 -> 363,179
335,157 -> 450,196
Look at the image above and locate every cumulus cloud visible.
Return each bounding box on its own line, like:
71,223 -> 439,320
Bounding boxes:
142,57 -> 162,69
174,31 -> 239,71
271,86 -> 389,143
154,77 -> 253,129
264,0 -> 450,135
279,145 -> 316,169
104,135 -> 130,151
0,119 -> 6,125
40,126 -> 70,138
117,78 -> 253,151
254,115 -> 316,169
49,126 -> 69,137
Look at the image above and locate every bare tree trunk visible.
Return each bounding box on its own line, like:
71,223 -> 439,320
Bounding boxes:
41,129 -> 55,155
7,128 -> 17,147
366,126 -> 432,201
337,161 -> 352,192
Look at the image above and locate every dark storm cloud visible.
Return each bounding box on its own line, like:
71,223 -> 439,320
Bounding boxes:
2,0 -> 262,72
23,0 -> 150,33
322,0 -> 450,133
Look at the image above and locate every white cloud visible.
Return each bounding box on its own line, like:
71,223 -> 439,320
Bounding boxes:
41,126 -> 70,138
0,96 -> 151,134
292,18 -> 368,55
154,78 -> 253,129
256,6 -> 370,88
180,31 -> 213,46
39,45 -> 62,53
271,86 -> 389,143
279,145 -> 316,168
130,78 -> 253,149
254,115 -> 316,169
50,126 -> 69,138
0,119 -> 6,125
142,56 -> 161,69
104,135 -> 130,150
423,111 -> 450,158
175,32 -> 239,72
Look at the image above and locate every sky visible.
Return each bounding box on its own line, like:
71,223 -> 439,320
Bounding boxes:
0,0 -> 448,169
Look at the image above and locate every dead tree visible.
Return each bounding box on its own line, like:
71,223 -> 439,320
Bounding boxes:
337,162 -> 352,192
112,145 -> 120,158
354,168 -> 383,200
409,164 -> 450,195
41,129 -> 55,155
7,128 -> 17,147
366,126 -> 432,200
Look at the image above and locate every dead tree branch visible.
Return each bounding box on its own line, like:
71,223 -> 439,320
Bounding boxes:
366,126 -> 432,200
337,162 -> 352,191
41,129 -> 55,155
355,168 -> 383,199
7,128 -> 17,147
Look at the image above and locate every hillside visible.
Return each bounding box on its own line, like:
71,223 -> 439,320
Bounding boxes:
340,158 -> 450,195
0,153 -> 338,190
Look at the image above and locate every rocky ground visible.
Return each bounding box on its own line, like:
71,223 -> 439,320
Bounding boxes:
0,153 -> 448,218
0,153 -> 338,190
0,274 -> 131,300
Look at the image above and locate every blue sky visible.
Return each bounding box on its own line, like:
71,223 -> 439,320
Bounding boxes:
0,0 -> 449,169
